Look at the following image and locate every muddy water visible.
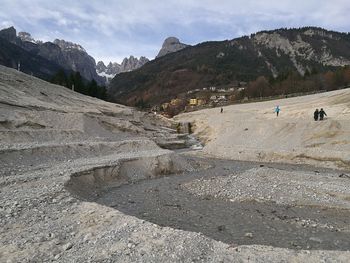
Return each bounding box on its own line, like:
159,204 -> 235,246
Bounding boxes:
96,157 -> 350,250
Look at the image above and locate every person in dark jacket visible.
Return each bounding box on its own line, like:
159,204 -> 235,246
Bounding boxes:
314,109 -> 319,121
319,108 -> 327,120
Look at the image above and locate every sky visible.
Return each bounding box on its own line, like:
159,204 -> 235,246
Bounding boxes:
1,0 -> 349,64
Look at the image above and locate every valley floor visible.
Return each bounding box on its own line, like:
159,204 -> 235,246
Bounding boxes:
1,66 -> 350,262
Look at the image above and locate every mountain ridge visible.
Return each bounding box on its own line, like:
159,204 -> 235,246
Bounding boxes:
156,37 -> 189,58
0,26 -> 105,85
109,26 -> 350,106
0,26 -> 192,86
96,56 -> 149,83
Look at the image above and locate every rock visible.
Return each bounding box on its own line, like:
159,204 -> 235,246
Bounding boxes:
0,26 -> 17,43
156,37 -> 188,58
217,225 -> 225,231
309,237 -> 323,243
62,242 -> 73,251
244,232 -> 253,238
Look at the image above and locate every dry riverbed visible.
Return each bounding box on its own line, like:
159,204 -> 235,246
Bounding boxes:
95,156 -> 350,251
2,66 -> 350,262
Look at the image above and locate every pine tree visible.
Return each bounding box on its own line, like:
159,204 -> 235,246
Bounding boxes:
51,69 -> 69,87
87,79 -> 98,98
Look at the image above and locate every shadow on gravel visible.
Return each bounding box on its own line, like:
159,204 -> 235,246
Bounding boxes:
69,156 -> 350,251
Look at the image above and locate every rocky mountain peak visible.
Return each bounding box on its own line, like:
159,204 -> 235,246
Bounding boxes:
0,26 -> 17,43
139,56 -> 149,64
106,62 -> 121,75
96,56 -> 149,83
96,61 -> 107,73
121,56 -> 149,72
164,37 -> 181,45
156,37 -> 188,58
53,39 -> 86,52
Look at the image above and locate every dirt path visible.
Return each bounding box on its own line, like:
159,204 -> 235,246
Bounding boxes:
96,156 -> 350,251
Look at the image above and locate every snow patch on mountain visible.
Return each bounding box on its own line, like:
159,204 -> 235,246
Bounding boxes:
96,56 -> 149,83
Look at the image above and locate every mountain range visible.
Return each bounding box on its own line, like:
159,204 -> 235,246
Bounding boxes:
0,26 -> 106,84
96,56 -> 149,83
108,27 -> 350,106
0,27 -> 70,81
0,27 -> 183,85
0,26 -> 191,87
96,37 -> 188,83
2,26 -> 349,108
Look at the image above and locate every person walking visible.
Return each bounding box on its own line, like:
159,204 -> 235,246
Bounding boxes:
274,105 -> 280,117
220,107 -> 223,113
319,108 -> 327,120
314,109 -> 319,121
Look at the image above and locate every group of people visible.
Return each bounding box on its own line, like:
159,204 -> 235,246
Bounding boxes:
274,105 -> 327,121
314,108 -> 327,121
222,105 -> 327,121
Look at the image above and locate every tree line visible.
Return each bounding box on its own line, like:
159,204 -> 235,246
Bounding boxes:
241,66 -> 350,100
50,69 -> 108,100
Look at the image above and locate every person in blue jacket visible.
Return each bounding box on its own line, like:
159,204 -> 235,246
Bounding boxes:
274,105 -> 280,117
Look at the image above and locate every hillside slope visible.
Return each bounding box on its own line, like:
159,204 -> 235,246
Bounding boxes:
109,27 -> 350,106
176,88 -> 350,169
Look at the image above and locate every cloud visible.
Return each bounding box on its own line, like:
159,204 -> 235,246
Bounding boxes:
0,0 -> 349,63
1,20 -> 15,28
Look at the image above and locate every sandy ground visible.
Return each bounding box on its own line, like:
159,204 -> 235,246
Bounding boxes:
1,65 -> 350,262
175,88 -> 350,169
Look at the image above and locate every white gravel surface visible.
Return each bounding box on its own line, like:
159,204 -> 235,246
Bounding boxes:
184,166 -> 350,209
175,88 -> 350,169
1,66 -> 350,262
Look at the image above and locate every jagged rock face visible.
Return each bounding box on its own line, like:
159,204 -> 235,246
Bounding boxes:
96,56 -> 149,83
0,26 -> 149,86
0,26 -> 17,43
96,61 -> 107,73
251,28 -> 350,75
0,27 -> 104,85
106,62 -> 121,75
53,39 -> 86,52
96,61 -> 121,83
36,42 -> 69,69
156,37 -> 188,58
51,39 -> 104,84
121,55 -> 149,71
138,56 -> 149,67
